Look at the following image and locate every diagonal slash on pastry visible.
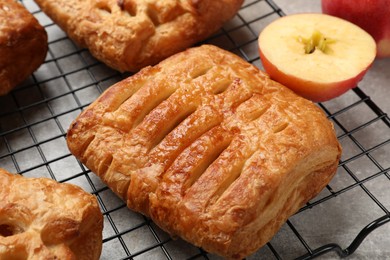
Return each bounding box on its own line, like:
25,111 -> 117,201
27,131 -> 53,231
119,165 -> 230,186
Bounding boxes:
66,44 -> 342,259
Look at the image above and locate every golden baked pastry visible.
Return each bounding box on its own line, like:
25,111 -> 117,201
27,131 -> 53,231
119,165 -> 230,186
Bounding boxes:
34,0 -> 243,72
0,0 -> 48,96
0,168 -> 103,260
67,44 -> 342,259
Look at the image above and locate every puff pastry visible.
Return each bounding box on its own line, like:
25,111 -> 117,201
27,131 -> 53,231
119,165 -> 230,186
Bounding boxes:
0,168 -> 103,260
0,0 -> 47,96
67,44 -> 342,259
33,0 -> 243,72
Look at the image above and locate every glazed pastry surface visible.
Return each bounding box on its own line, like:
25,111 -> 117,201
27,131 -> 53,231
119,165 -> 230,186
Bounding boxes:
0,168 -> 103,260
67,44 -> 342,259
0,0 -> 47,95
34,0 -> 243,72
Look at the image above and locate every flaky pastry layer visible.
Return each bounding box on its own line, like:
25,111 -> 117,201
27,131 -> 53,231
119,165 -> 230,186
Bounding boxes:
67,44 -> 342,259
0,168 -> 103,260
0,0 -> 48,95
34,0 -> 243,72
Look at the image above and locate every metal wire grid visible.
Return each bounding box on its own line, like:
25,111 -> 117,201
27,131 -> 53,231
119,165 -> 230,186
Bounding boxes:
1,0 -> 389,259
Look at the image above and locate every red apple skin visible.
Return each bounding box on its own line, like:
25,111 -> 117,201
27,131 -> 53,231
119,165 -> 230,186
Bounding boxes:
322,0 -> 390,58
259,48 -> 373,102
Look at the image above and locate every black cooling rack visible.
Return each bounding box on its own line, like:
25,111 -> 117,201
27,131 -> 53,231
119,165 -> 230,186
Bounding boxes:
1,0 -> 389,259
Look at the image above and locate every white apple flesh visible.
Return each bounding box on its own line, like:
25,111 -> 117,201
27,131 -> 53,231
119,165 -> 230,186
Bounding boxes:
258,13 -> 377,102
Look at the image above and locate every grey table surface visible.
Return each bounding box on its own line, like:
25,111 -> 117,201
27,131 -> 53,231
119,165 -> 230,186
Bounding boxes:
0,0 -> 389,260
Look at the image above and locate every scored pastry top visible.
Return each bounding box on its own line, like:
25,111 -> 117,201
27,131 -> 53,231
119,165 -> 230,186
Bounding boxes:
34,0 -> 243,71
67,44 -> 341,258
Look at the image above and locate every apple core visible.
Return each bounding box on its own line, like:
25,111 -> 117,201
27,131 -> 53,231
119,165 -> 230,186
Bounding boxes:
298,30 -> 335,54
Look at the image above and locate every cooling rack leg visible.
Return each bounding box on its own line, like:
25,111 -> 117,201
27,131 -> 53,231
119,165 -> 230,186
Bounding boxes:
295,214 -> 390,259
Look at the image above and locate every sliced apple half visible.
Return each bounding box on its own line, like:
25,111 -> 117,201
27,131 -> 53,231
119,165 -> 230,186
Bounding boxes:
258,13 -> 377,102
